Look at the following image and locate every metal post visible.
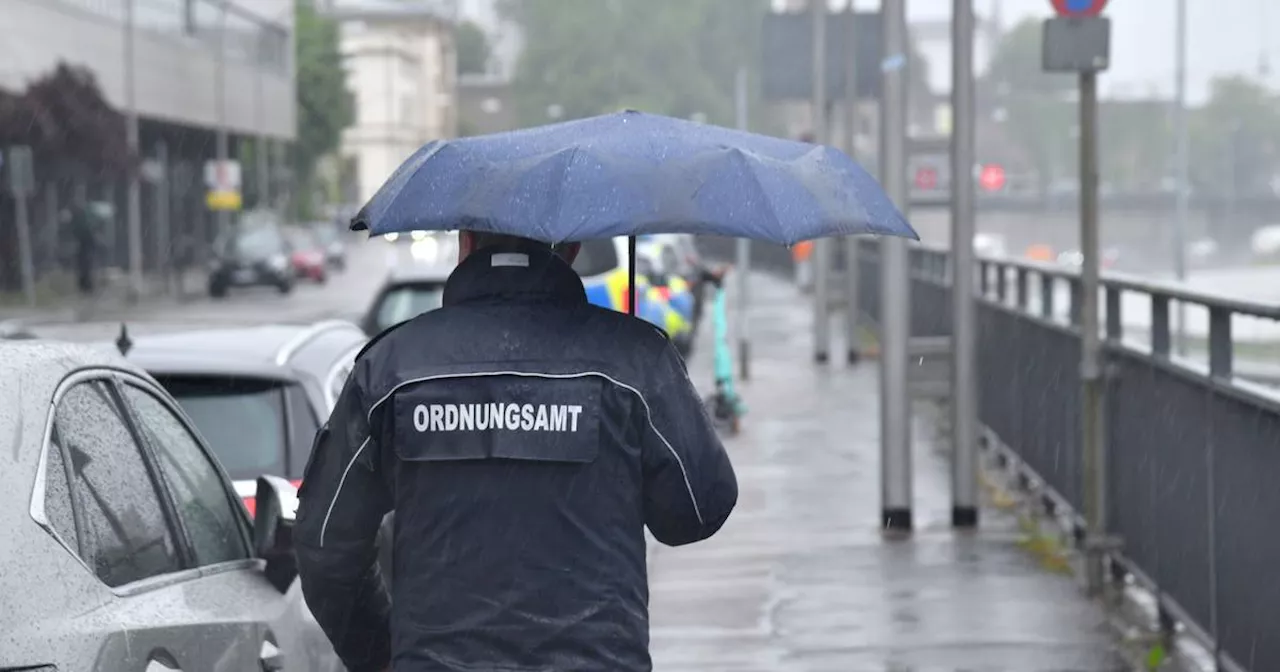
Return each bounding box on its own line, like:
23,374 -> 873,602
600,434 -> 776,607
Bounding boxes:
842,3 -> 862,365
215,5 -> 230,235
14,193 -> 35,307
1079,69 -> 1105,595
1171,0 -> 1189,356
124,0 -> 144,302
811,0 -> 831,364
734,66 -> 752,381
950,0 -> 978,528
155,141 -> 172,293
880,0 -> 912,532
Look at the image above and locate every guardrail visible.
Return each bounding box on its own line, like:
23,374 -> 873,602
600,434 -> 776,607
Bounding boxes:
849,239 -> 1280,672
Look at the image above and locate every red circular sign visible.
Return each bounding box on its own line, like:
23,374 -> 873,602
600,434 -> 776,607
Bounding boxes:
914,166 -> 938,190
1050,0 -> 1108,17
979,164 -> 1006,192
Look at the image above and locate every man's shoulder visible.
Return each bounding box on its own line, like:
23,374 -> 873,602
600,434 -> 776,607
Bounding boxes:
577,303 -> 672,349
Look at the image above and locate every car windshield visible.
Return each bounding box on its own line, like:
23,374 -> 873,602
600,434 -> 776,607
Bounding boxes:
152,375 -> 286,481
373,283 -> 446,332
313,225 -> 338,245
227,227 -> 284,259
286,228 -> 318,251
571,239 -> 620,277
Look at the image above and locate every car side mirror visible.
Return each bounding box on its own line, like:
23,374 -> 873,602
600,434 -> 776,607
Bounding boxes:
253,475 -> 299,593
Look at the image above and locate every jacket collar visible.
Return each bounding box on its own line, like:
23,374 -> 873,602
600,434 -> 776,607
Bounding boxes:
442,242 -> 587,307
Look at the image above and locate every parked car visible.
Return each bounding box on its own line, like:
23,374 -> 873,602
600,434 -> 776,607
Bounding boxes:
362,262 -> 453,336
0,339 -> 342,671
311,221 -> 347,271
209,211 -> 295,297
117,320 -> 366,511
284,226 -> 329,284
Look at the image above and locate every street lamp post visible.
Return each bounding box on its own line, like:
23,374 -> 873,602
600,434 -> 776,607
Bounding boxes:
125,0 -> 143,302
1171,0 -> 1189,354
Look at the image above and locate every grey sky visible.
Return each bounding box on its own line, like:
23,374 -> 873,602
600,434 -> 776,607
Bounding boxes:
895,0 -> 1276,103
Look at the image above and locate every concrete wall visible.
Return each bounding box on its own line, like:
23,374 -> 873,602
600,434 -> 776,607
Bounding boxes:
0,0 -> 295,140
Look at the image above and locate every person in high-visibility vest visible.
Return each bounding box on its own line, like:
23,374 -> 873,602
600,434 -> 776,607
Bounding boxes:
583,267 -> 692,344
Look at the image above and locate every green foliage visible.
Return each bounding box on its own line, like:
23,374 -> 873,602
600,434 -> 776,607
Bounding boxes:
985,19 -> 1074,96
498,0 -> 773,132
1189,75 -> 1280,194
294,0 -> 354,216
457,20 -> 492,75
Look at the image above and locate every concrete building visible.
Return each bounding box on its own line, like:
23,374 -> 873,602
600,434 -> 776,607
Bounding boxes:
0,0 -> 296,290
325,0 -> 458,206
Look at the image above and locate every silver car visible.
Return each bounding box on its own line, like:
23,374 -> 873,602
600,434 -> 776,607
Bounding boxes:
0,340 -> 341,671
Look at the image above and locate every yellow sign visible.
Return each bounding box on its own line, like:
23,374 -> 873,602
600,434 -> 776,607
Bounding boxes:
206,189 -> 242,211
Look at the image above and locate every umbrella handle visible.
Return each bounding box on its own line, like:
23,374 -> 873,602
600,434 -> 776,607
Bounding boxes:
628,236 -> 637,316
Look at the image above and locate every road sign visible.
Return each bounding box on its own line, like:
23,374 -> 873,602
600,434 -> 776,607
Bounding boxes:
979,164 -> 1006,192
761,11 -> 884,102
6,145 -> 35,197
1050,0 -> 1107,17
204,159 -> 242,211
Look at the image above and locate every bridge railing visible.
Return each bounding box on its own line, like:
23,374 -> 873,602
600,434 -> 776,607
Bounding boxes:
853,239 -> 1280,672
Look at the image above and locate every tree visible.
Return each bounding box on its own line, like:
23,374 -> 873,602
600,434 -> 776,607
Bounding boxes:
497,0 -> 772,131
1189,75 -> 1280,195
294,0 -> 354,218
457,20 -> 492,75
0,63 -> 130,174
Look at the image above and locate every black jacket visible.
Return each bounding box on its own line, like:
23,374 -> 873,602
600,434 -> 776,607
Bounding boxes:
294,243 -> 738,672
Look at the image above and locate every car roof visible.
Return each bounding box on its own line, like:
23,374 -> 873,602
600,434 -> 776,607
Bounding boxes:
123,320 -> 366,381
0,339 -> 142,481
386,262 -> 453,284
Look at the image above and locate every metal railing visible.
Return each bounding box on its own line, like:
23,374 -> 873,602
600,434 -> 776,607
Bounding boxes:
853,238 -> 1280,672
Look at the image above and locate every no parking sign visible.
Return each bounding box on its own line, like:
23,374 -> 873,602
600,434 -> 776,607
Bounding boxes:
1050,0 -> 1108,16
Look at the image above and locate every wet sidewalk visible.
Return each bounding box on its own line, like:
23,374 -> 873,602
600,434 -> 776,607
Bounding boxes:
648,271 -> 1126,671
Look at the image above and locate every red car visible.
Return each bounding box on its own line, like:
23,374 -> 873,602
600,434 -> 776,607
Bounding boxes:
286,226 -> 328,283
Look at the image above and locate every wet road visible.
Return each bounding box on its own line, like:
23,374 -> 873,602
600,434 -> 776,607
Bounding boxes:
650,271 -> 1126,671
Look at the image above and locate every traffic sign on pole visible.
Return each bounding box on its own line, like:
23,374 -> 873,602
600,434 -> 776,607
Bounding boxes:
1050,0 -> 1108,17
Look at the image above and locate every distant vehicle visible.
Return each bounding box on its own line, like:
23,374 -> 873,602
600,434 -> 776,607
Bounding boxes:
574,237 -> 694,354
209,210 -> 295,297
362,262 -> 453,336
0,339 -> 343,672
973,232 -> 1007,258
1250,225 -> 1280,262
284,226 -> 329,284
1055,247 -> 1119,269
310,222 -> 347,271
637,233 -> 705,324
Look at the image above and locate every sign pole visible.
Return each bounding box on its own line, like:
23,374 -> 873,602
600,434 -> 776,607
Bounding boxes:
15,188 -> 35,308
1044,0 -> 1111,596
811,0 -> 832,365
125,0 -> 144,302
8,146 -> 37,307
950,0 -> 979,529
215,4 -> 231,236
880,0 -> 913,533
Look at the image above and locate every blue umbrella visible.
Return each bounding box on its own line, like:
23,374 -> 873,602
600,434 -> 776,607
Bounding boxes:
352,110 -> 917,246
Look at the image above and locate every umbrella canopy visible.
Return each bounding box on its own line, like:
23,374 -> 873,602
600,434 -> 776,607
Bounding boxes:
353,110 -> 917,246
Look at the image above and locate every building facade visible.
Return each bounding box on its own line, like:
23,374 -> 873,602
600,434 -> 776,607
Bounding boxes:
0,0 -> 296,291
327,0 -> 457,206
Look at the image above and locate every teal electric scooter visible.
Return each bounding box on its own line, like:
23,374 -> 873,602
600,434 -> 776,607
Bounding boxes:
702,267 -> 746,435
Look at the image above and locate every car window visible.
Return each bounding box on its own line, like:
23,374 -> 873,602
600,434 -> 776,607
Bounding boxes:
571,239 -> 620,277
42,440 -> 79,552
152,375 -> 287,482
121,384 -> 249,566
54,381 -> 181,587
373,283 -> 445,333
661,247 -> 681,274
285,385 -> 320,478
230,226 -> 285,258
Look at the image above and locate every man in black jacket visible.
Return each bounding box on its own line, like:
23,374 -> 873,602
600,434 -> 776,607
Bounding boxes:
294,231 -> 738,672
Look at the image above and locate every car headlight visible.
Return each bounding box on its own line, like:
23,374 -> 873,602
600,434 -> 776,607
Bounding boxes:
268,253 -> 288,271
384,232 -> 400,242
411,230 -> 428,241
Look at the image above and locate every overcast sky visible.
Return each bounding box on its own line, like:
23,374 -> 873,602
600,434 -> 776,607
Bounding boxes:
868,0 -> 1277,103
